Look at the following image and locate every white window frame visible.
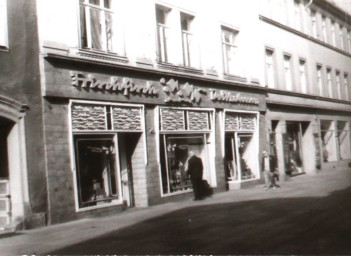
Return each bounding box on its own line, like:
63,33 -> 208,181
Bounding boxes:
284,54 -> 293,91
180,12 -> 194,67
0,0 -> 8,49
221,26 -> 239,75
299,59 -> 307,93
322,16 -> 327,42
347,29 -> 351,52
156,5 -> 170,63
265,49 -> 276,88
343,73 -> 349,101
311,10 -> 317,38
316,64 -> 323,96
339,25 -> 344,50
79,0 -> 115,53
69,100 -> 147,212
336,70 -> 341,100
326,68 -> 333,98
331,20 -> 336,47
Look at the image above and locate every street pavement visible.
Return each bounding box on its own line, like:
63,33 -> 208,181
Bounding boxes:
1,167 -> 351,255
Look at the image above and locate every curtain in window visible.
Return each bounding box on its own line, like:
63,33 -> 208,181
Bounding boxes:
90,8 -> 103,50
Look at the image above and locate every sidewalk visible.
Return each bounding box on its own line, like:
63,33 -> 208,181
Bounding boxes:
0,168 -> 350,255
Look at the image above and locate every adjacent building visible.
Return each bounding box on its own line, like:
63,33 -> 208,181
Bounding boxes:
0,0 -> 350,230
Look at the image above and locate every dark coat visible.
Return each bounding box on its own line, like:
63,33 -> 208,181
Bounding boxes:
187,155 -> 203,180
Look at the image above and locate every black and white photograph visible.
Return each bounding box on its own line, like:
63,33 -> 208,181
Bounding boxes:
0,0 -> 351,255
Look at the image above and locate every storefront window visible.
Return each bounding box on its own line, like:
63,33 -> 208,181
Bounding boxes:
160,135 -> 208,194
320,120 -> 337,162
74,134 -> 119,208
337,121 -> 351,160
71,101 -> 144,209
159,107 -> 214,195
224,111 -> 259,182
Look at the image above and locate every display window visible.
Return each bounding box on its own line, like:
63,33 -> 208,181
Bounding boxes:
224,111 -> 259,182
74,134 -> 119,208
320,120 -> 337,162
337,121 -> 351,160
70,101 -> 144,210
158,107 -> 215,196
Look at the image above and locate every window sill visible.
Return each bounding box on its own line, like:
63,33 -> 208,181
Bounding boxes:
76,49 -> 128,64
223,73 -> 247,83
76,199 -> 123,213
0,45 -> 9,53
157,62 -> 204,75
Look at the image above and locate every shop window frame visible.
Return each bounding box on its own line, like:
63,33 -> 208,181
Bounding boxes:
223,109 -> 260,183
156,106 -> 215,197
69,100 -> 146,212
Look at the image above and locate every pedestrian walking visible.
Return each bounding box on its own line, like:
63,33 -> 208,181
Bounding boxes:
185,151 -> 204,200
262,150 -> 280,190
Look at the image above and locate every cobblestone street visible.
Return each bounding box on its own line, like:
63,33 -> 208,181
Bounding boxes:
0,168 -> 350,255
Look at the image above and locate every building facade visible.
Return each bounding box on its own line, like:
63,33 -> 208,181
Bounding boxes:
0,0 -> 350,230
260,0 -> 351,179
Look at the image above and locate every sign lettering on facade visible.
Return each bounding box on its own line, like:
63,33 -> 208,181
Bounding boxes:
70,71 -> 159,96
210,89 -> 260,105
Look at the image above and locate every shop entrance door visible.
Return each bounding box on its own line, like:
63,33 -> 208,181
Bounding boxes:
284,122 -> 304,176
118,133 -> 140,208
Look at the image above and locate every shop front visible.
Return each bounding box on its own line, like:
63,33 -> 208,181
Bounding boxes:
42,54 -> 266,223
266,99 -> 351,179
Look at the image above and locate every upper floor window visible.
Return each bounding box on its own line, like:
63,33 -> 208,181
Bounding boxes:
331,20 -> 336,46
283,55 -> 293,91
343,73 -> 349,101
0,0 -> 8,49
79,0 -> 115,53
265,49 -> 276,88
156,5 -> 170,63
339,25 -> 344,50
311,10 -> 317,38
181,13 -> 194,67
326,68 -> 333,98
322,16 -> 327,42
347,29 -> 351,52
335,71 -> 341,99
316,64 -> 323,96
299,59 -> 307,93
221,26 -> 238,75
294,0 -> 302,31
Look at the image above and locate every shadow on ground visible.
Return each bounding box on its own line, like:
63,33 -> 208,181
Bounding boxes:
51,187 -> 351,255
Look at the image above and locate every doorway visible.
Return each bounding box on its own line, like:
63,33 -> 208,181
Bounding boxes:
284,122 -> 304,176
118,133 -> 141,208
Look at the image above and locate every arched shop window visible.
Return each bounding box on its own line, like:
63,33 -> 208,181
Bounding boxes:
158,107 -> 215,196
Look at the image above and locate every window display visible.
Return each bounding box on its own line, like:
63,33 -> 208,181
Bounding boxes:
160,135 -> 208,194
74,135 -> 119,208
337,121 -> 351,160
320,120 -> 337,162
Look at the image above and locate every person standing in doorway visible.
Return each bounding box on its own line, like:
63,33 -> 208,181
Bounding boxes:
185,151 -> 204,200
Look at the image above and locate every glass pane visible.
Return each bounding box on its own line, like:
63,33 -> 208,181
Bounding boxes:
90,7 -> 103,50
105,11 -> 113,52
74,135 -> 118,208
104,0 -> 110,8
89,0 -> 100,6
79,5 -> 88,48
237,134 -> 257,180
161,135 -> 206,194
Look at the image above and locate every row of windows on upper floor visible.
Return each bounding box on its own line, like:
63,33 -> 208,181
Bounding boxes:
79,0 -> 241,76
264,0 -> 351,54
265,48 -> 350,101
